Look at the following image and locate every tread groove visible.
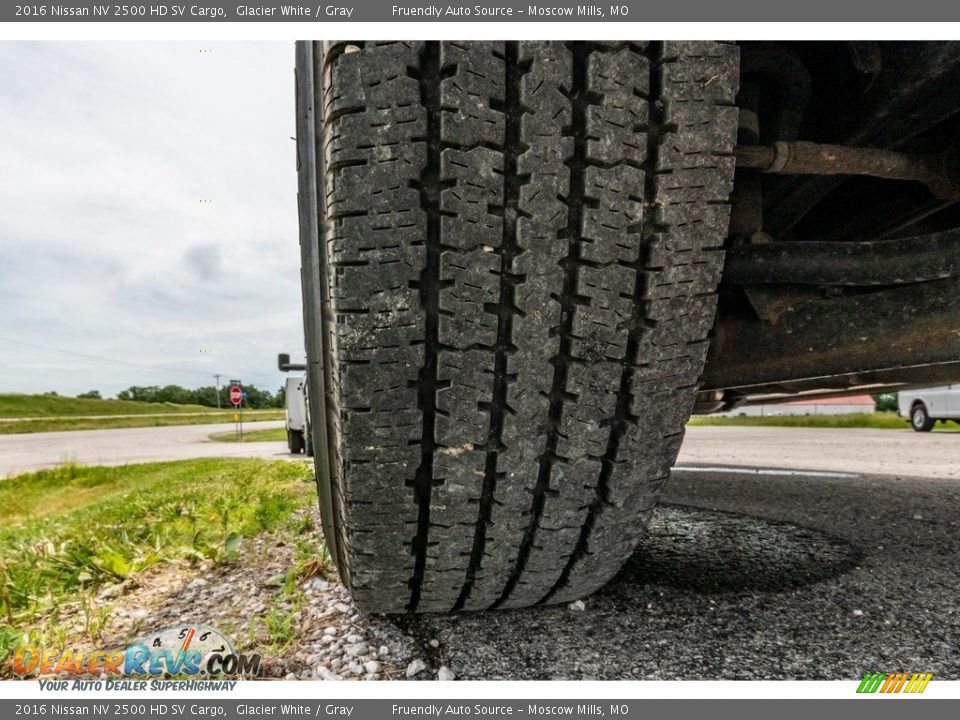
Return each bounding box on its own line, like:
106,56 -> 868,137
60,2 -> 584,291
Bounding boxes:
407,41 -> 442,613
453,42 -> 529,612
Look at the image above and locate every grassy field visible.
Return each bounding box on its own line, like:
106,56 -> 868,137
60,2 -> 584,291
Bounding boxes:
0,394 -> 225,418
0,393 -> 282,434
0,412 -> 284,435
688,411 -> 960,431
210,427 -> 288,443
0,458 -> 320,669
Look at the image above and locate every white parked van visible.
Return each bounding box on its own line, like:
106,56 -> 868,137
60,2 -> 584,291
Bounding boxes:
898,385 -> 960,431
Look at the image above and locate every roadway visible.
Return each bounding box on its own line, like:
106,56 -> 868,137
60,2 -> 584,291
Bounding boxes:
3,422 -> 957,480
0,421 -> 289,477
677,425 -> 960,479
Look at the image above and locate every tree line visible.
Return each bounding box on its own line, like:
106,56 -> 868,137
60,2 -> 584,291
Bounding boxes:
111,384 -> 285,409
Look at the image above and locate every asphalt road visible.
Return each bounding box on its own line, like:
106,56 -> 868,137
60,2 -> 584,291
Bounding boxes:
0,421 -> 289,477
4,422 -> 959,480
679,425 -> 960,479
378,464 -> 960,680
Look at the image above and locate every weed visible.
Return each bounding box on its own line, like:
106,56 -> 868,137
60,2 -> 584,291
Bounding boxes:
261,607 -> 298,652
79,595 -> 112,644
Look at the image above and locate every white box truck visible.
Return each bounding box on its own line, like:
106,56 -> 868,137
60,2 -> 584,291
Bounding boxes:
278,353 -> 312,455
284,376 -> 310,454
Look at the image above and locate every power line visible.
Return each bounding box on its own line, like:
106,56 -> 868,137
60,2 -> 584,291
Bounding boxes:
0,336 -> 206,376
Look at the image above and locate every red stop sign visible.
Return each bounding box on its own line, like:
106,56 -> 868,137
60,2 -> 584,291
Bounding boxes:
229,386 -> 242,406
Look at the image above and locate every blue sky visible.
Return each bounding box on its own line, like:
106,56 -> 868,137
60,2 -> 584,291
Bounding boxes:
0,42 -> 305,396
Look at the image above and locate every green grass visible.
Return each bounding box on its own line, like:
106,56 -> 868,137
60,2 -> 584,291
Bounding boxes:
210,427 -> 288,443
0,458 -> 319,668
0,393 -> 222,418
688,411 -> 960,431
0,412 -> 283,435
0,393 -> 283,434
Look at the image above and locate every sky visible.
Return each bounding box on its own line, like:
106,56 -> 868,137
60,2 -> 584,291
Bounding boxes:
0,42 -> 305,397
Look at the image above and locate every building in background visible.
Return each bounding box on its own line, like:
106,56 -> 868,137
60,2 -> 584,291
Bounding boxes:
716,395 -> 877,417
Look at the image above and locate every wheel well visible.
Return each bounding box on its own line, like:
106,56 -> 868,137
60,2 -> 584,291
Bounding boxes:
703,42 -> 960,403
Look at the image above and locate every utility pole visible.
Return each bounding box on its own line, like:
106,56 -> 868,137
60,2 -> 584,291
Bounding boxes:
214,374 -> 222,409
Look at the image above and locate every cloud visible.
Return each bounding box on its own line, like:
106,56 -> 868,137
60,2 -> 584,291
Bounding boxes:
0,42 -> 306,395
183,243 -> 223,282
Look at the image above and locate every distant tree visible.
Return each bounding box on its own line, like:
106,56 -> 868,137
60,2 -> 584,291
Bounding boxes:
874,393 -> 898,413
43,391 -> 59,396
77,390 -> 101,399
192,385 -> 221,408
117,385 -> 162,403
240,384 -> 276,409
157,384 -> 194,405
113,383 -> 278,408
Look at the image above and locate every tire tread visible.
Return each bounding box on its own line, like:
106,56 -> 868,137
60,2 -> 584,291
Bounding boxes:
312,41 -> 739,613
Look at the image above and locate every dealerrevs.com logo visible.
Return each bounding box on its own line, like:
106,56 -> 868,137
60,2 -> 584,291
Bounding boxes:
13,625 -> 260,680
857,672 -> 934,694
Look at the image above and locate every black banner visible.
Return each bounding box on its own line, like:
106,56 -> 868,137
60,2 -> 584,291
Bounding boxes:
3,699 -> 960,720
5,1 -> 960,22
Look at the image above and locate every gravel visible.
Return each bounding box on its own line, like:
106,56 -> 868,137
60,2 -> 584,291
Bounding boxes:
80,507 -> 421,681
405,659 -> 428,678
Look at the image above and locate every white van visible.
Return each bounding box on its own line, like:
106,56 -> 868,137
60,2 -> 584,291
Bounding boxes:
898,385 -> 960,431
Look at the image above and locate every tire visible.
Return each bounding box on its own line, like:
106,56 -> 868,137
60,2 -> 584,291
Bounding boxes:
911,403 -> 935,432
289,429 -> 305,454
300,41 -> 739,612
305,423 -> 315,457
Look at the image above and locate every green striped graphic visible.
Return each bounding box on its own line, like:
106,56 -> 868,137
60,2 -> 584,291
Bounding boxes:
857,672 -> 886,693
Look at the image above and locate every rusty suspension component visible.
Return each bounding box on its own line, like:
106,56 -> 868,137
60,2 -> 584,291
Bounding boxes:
723,227 -> 960,286
734,141 -> 960,200
702,277 -> 960,392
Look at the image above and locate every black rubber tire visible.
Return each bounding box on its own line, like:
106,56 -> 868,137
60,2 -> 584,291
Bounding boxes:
304,423 -> 314,457
305,41 -> 739,613
289,429 -> 305,454
911,403 -> 935,432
